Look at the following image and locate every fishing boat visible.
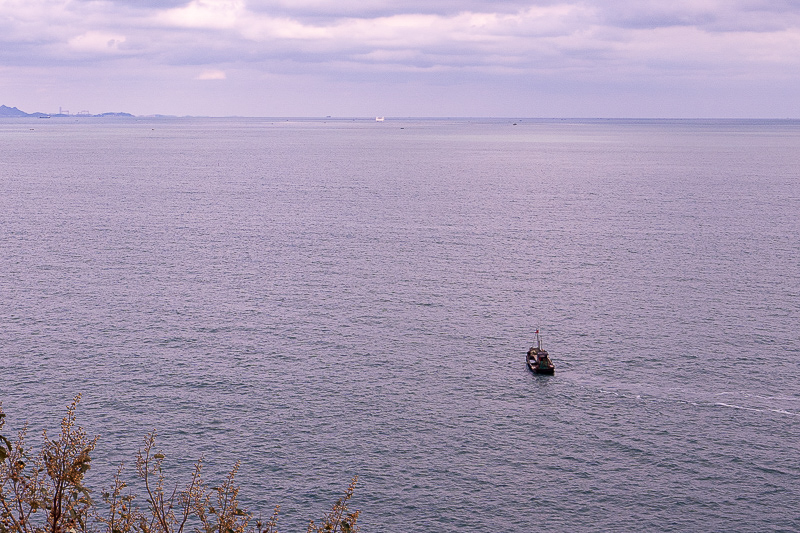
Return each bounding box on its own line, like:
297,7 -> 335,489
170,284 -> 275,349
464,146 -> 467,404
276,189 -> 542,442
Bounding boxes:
526,330 -> 555,375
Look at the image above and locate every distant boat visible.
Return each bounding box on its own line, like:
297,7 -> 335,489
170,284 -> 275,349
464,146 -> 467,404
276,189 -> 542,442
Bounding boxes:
375,117 -> 385,122
526,330 -> 555,375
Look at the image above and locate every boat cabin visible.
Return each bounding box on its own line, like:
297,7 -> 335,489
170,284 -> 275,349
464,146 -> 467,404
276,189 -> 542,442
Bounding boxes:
526,331 -> 555,375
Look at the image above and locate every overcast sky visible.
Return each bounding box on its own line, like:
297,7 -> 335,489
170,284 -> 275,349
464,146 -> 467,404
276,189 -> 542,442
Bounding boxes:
1,0 -> 799,117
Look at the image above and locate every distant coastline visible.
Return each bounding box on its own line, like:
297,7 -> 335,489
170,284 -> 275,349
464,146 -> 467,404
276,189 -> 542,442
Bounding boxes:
4,105 -> 799,122
0,104 -> 134,118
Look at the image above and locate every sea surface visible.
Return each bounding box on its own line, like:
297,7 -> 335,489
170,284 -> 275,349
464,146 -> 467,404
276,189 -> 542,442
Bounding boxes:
1,117 -> 799,532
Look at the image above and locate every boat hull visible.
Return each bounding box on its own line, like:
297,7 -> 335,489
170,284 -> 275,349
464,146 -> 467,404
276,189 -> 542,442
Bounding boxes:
526,358 -> 555,375
526,346 -> 555,375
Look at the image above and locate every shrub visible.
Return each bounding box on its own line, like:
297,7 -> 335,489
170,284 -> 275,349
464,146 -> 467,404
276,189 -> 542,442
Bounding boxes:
0,396 -> 358,533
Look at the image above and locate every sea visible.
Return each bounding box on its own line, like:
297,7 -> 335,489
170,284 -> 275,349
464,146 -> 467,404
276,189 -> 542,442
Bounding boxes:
1,117 -> 799,532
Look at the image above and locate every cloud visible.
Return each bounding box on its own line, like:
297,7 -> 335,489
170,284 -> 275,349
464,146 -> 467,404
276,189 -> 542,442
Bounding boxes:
155,3 -> 588,43
68,31 -> 127,53
2,0 -> 800,115
158,0 -> 245,30
142,1 -> 800,77
196,69 -> 227,79
4,0 -> 800,72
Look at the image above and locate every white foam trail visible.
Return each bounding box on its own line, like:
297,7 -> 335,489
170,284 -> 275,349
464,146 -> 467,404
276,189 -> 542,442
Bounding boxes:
754,395 -> 800,402
715,402 -> 762,412
769,409 -> 800,417
716,403 -> 800,417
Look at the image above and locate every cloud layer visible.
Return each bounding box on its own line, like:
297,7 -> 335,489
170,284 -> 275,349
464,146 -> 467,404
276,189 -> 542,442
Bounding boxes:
2,0 -> 799,115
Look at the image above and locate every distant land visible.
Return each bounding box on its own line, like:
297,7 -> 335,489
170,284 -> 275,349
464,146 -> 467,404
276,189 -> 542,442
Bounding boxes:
0,104 -> 134,118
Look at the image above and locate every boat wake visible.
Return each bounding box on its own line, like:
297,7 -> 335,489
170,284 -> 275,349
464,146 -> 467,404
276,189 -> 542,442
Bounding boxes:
714,400 -> 800,417
581,378 -> 800,418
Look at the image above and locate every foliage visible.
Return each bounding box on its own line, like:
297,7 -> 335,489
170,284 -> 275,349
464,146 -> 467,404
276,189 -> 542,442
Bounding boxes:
0,394 -> 97,533
306,477 -> 359,533
0,399 -> 359,533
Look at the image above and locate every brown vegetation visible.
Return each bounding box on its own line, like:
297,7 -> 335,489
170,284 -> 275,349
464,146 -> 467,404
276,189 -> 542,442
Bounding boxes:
0,396 -> 359,533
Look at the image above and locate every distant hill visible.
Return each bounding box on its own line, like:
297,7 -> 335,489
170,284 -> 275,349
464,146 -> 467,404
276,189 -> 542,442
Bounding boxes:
0,104 -> 134,118
95,112 -> 135,117
0,105 -> 30,117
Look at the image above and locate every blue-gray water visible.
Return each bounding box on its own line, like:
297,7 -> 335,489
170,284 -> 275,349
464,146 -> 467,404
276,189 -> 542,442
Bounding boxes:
1,117 -> 799,531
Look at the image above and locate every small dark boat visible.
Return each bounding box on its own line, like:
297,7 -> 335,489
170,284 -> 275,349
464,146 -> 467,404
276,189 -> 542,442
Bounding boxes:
526,330 -> 555,375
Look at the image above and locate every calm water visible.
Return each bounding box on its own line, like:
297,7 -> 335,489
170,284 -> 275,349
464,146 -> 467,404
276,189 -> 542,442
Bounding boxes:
1,117 -> 799,531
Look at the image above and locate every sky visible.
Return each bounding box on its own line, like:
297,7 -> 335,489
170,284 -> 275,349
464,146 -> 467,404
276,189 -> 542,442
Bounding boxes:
1,0 -> 799,117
